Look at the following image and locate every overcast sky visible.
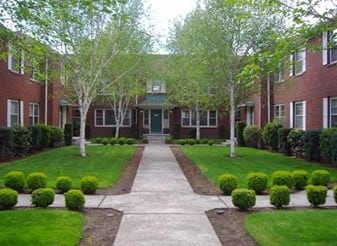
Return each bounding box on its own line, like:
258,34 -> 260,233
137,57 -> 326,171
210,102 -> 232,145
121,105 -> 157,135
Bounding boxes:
143,0 -> 199,53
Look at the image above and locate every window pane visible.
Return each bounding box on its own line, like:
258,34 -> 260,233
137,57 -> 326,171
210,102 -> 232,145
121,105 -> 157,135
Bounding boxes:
191,111 -> 196,126
331,99 -> 337,114
295,103 -> 303,116
96,110 -> 103,126
209,111 -> 217,126
34,104 -> 39,116
105,110 -> 114,125
123,110 -> 130,125
11,101 -> 19,114
182,110 -> 190,126
295,116 -> 303,129
163,110 -> 169,119
11,116 -> 18,126
331,115 -> 337,127
200,111 -> 207,126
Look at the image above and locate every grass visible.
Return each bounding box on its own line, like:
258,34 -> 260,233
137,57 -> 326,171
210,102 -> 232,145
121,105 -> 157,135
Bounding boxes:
0,209 -> 83,245
181,146 -> 337,187
0,145 -> 135,189
245,210 -> 337,246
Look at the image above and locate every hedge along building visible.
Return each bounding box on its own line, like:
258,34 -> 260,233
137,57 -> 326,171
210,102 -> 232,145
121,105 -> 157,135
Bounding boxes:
85,55 -> 230,139
0,27 -> 73,130
239,30 -> 337,131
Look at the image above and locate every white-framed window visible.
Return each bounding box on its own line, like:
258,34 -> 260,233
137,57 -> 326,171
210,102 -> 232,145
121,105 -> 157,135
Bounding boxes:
30,59 -> 39,81
181,109 -> 217,127
323,30 -> 337,65
274,104 -> 285,125
323,97 -> 337,128
95,109 -> 131,127
7,99 -> 23,127
147,80 -> 166,93
290,49 -> 306,76
290,101 -> 306,130
29,103 -> 39,126
274,63 -> 284,83
8,43 -> 24,74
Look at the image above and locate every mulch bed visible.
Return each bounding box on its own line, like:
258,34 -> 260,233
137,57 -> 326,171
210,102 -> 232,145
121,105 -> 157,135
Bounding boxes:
81,146 -> 143,245
171,146 -> 257,245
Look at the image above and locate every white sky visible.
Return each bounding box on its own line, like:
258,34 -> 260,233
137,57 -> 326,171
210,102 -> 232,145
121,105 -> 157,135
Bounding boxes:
143,0 -> 199,53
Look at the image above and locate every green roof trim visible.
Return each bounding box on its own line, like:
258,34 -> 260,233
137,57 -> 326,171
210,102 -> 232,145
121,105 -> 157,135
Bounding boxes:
137,94 -> 173,108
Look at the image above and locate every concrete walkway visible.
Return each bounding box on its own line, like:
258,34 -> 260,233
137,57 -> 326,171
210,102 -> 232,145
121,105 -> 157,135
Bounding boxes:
15,143 -> 337,245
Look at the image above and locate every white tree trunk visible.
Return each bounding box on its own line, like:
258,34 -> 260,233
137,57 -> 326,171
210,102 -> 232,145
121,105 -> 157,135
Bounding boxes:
196,105 -> 200,140
79,110 -> 87,157
230,84 -> 236,158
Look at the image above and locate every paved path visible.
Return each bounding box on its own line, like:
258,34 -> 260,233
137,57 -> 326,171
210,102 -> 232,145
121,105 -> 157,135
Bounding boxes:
15,143 -> 337,245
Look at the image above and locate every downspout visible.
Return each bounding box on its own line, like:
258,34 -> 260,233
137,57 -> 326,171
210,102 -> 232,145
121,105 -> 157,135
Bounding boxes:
44,58 -> 48,125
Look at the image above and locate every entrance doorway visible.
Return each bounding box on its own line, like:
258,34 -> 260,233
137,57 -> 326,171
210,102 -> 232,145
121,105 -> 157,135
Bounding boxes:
150,109 -> 162,133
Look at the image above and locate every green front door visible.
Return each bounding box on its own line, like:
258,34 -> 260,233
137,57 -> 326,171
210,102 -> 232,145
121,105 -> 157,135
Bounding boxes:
151,110 -> 162,133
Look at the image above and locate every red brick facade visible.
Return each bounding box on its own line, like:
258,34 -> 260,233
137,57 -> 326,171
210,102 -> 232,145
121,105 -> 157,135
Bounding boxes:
241,35 -> 337,130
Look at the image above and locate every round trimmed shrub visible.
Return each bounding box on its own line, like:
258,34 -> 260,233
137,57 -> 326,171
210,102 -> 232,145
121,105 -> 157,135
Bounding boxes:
188,139 -> 195,145
306,185 -> 327,207
201,139 -> 208,144
126,138 -> 136,145
27,172 -> 48,191
110,138 -> 117,145
118,137 -> 126,145
246,172 -> 268,194
292,170 -> 309,190
101,138 -> 109,145
218,174 -> 238,195
4,171 -> 25,192
333,186 -> 337,204
270,185 -> 290,208
0,188 -> 18,209
311,170 -> 330,186
195,139 -> 201,144
271,171 -> 293,189
208,140 -> 214,146
65,189 -> 85,211
95,138 -> 102,144
80,176 -> 99,194
231,188 -> 256,210
178,139 -> 186,145
31,188 -> 55,208
56,176 -> 72,193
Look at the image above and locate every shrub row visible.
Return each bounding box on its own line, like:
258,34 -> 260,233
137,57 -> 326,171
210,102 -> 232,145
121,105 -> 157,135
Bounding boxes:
177,138 -> 214,146
92,137 -> 137,145
242,123 -> 337,165
0,124 -> 67,160
3,171 -> 99,195
218,170 -> 330,195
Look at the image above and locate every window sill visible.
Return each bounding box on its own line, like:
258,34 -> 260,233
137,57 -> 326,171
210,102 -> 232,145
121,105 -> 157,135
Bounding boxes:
8,69 -> 23,75
94,125 -> 131,128
326,61 -> 337,67
181,126 -> 218,128
29,78 -> 40,83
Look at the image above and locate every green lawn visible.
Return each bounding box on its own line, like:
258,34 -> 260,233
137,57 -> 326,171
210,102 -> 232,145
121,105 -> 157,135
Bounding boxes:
181,146 -> 337,187
0,145 -> 135,189
0,209 -> 83,245
245,210 -> 337,246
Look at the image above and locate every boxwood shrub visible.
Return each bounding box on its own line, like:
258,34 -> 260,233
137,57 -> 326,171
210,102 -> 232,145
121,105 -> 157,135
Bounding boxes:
277,127 -> 292,156
243,126 -> 262,148
201,139 -> 208,144
311,170 -> 330,186
80,176 -> 99,194
246,172 -> 268,194
56,176 -> 72,193
101,138 -> 109,145
270,185 -> 290,209
271,171 -> 294,189
262,122 -> 283,150
37,124 -> 51,149
126,138 -> 136,145
236,121 -> 246,147
29,125 -> 41,151
306,185 -> 327,207
31,188 -> 55,208
65,189 -> 85,211
208,140 -> 214,146
27,172 -> 48,191
188,139 -> 195,145
4,171 -> 25,192
0,127 -> 14,160
303,130 -> 321,162
231,188 -> 256,210
218,174 -> 238,195
12,126 -> 31,157
49,126 -> 64,147
110,138 -> 117,145
0,188 -> 18,209
178,139 -> 186,145
292,170 -> 309,190
118,137 -> 126,145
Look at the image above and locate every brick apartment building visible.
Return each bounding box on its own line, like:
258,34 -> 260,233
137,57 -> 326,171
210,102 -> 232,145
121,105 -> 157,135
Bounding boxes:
239,30 -> 337,131
0,40 -> 72,130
